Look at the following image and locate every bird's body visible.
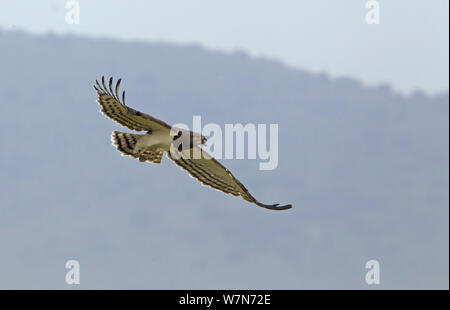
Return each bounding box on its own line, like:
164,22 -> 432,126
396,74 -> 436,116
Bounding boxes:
133,131 -> 171,155
94,76 -> 292,210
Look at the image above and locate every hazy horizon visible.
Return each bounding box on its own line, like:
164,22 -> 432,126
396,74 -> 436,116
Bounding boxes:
1,0 -> 448,95
0,29 -> 448,289
2,27 -> 448,101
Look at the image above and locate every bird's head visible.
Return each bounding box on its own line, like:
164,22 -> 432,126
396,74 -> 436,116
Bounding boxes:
192,132 -> 207,146
171,128 -> 207,150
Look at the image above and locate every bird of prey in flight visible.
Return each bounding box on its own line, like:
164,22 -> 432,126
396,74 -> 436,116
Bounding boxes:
94,76 -> 292,211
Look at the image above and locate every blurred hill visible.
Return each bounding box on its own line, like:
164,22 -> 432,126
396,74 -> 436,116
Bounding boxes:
0,30 -> 448,289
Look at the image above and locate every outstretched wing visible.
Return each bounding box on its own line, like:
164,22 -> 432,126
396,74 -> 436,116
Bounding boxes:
94,76 -> 171,132
167,147 -> 292,211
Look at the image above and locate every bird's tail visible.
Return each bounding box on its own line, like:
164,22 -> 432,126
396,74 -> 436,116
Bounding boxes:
111,131 -> 163,164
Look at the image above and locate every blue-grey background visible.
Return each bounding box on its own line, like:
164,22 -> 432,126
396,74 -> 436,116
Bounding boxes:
0,1 -> 448,289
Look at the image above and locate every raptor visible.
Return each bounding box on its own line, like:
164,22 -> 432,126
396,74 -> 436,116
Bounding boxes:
94,76 -> 292,211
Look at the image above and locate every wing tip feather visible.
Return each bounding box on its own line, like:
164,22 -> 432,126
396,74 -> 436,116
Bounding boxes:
253,201 -> 292,211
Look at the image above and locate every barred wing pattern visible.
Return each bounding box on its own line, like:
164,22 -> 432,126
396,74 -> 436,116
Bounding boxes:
111,131 -> 164,164
94,76 -> 171,132
94,76 -> 292,211
167,147 -> 292,210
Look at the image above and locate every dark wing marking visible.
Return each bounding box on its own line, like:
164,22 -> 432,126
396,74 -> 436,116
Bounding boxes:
111,131 -> 164,164
167,147 -> 292,211
94,76 -> 171,132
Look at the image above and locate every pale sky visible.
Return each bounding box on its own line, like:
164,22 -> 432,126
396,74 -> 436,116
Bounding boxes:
1,0 -> 448,95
